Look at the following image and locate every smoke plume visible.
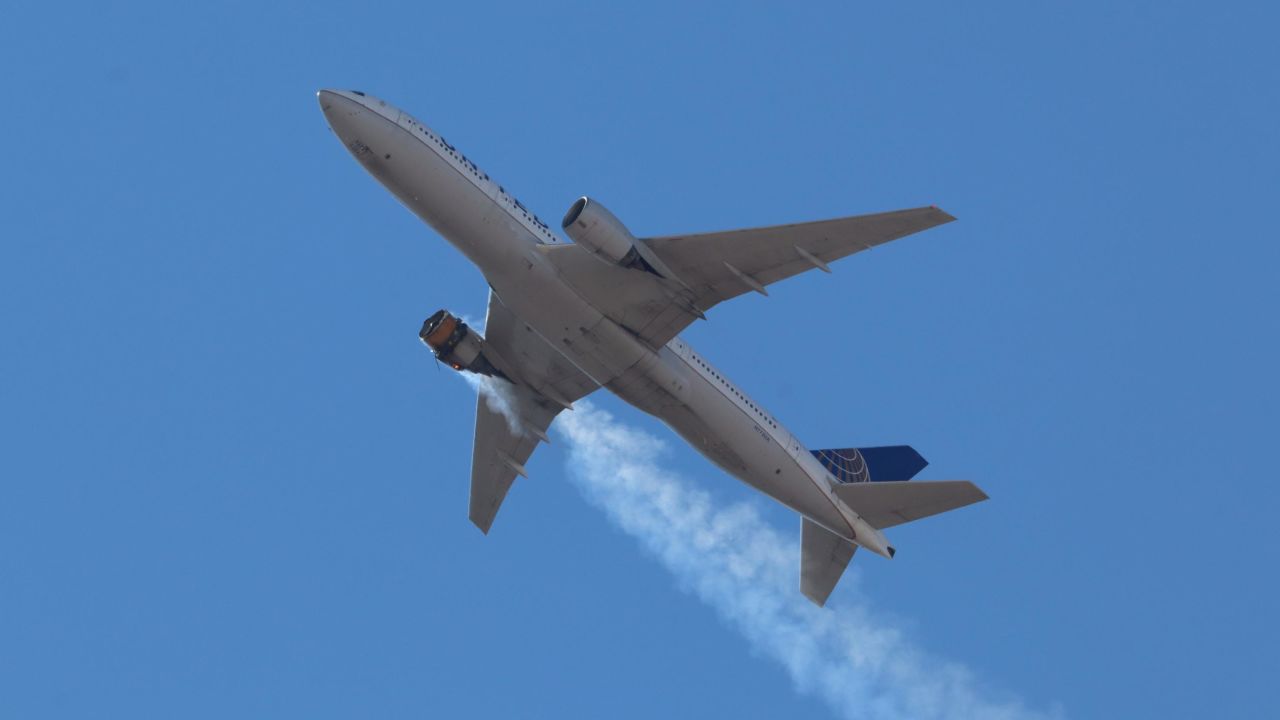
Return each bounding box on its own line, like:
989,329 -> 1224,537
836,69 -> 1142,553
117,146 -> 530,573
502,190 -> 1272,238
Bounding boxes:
555,402 -> 1060,720
449,311 -> 525,436
458,372 -> 525,436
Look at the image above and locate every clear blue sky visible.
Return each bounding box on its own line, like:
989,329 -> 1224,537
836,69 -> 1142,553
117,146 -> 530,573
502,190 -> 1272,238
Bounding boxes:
2,1 -> 1277,718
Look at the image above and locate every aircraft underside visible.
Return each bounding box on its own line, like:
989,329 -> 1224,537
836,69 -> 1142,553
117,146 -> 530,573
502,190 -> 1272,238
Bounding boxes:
319,88 -> 987,606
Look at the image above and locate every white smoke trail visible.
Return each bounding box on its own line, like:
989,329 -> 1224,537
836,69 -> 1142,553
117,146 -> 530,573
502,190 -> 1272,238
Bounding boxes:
458,372 -> 525,436
555,402 -> 1061,720
438,311 -> 526,437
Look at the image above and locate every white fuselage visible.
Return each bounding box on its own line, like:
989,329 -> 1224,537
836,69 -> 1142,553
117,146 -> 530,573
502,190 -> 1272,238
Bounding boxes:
318,90 -> 892,556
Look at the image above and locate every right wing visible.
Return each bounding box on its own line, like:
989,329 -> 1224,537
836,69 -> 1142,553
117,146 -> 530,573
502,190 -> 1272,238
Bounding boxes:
468,381 -> 556,534
467,290 -> 600,533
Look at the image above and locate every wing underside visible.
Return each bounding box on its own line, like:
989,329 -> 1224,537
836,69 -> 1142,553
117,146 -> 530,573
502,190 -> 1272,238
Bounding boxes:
643,206 -> 955,314
466,290 -> 599,533
468,380 -> 556,533
539,206 -> 955,349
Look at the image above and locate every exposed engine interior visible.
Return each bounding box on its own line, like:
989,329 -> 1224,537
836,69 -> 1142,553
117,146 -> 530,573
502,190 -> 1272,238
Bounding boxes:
419,310 -> 506,378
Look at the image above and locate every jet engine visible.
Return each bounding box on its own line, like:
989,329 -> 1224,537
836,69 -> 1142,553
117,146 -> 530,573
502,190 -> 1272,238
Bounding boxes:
561,196 -> 652,271
419,310 -> 505,378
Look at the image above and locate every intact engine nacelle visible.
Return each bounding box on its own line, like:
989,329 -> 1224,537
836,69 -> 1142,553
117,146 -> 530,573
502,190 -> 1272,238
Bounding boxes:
419,310 -> 505,378
561,196 -> 649,269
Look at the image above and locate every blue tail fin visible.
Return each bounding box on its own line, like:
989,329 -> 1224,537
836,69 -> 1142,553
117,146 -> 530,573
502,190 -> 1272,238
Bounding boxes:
810,445 -> 928,484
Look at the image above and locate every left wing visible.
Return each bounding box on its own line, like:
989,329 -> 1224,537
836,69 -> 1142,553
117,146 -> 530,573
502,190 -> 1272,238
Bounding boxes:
642,206 -> 955,314
538,243 -> 703,349
467,290 -> 600,533
540,206 -> 954,349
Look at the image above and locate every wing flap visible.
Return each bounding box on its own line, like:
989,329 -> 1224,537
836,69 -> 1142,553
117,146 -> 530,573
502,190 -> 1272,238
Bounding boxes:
482,289 -> 600,406
537,243 -> 703,348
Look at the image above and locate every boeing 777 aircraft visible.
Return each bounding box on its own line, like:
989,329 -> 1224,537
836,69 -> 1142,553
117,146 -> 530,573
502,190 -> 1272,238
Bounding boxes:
318,89 -> 987,605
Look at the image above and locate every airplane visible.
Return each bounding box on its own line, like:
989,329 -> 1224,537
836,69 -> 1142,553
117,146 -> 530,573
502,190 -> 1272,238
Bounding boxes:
318,89 -> 987,606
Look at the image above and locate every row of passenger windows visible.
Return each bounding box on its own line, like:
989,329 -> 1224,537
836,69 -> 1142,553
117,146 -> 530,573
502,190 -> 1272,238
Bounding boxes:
506,194 -> 556,242
412,122 -> 487,180
689,354 -> 778,430
402,115 -> 559,244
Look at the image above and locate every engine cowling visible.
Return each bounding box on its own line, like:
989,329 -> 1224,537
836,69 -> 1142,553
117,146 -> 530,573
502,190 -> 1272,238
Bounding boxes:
561,196 -> 645,267
418,310 -> 505,378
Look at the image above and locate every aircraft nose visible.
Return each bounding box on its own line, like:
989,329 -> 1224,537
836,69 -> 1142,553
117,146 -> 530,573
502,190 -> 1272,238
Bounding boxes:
318,88 -> 371,112
316,88 -> 345,115
317,89 -> 368,141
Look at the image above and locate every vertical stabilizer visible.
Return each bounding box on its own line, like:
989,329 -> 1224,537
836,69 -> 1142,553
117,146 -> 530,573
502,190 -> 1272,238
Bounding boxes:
810,445 -> 928,484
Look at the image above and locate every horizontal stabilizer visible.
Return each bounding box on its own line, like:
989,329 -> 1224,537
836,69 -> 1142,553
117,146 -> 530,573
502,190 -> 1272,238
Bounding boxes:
832,480 -> 988,530
801,517 -> 857,606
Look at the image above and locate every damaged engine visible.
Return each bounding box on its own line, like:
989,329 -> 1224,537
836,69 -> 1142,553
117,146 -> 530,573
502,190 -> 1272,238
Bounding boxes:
418,310 -> 506,379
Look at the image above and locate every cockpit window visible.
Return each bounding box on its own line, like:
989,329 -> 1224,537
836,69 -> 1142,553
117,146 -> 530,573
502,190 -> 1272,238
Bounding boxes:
351,90 -> 365,96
